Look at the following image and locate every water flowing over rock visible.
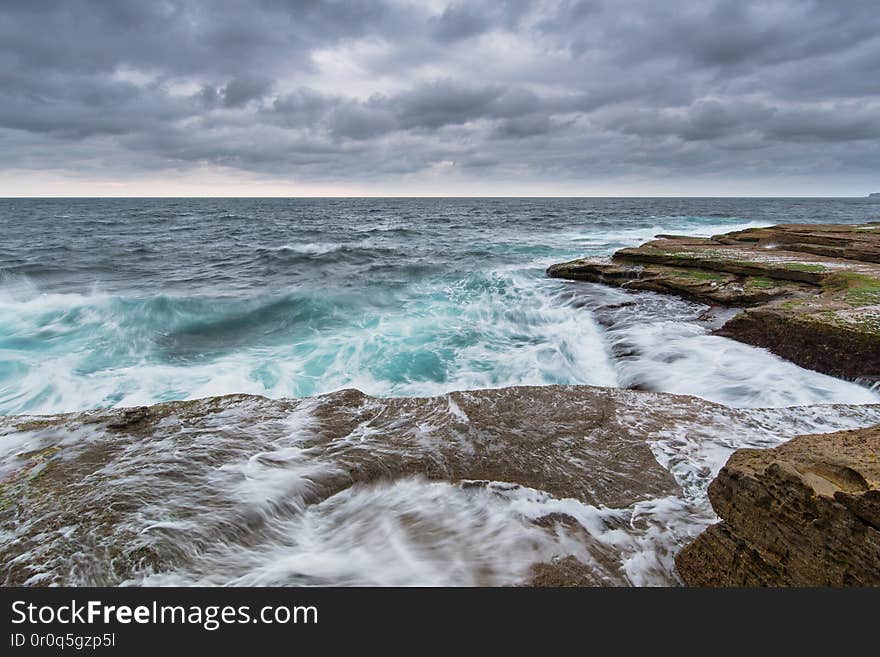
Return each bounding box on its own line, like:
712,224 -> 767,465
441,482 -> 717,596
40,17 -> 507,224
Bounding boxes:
3,386 -> 880,586
675,424 -> 880,586
548,222 -> 880,381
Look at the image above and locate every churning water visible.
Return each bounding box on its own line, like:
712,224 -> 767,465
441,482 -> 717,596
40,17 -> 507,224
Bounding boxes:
2,197 -> 879,414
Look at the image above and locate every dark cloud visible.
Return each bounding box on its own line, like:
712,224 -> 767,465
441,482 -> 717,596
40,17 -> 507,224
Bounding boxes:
492,115 -> 559,140
389,80 -> 504,129
1,0 -> 879,192
222,76 -> 274,108
430,5 -> 491,43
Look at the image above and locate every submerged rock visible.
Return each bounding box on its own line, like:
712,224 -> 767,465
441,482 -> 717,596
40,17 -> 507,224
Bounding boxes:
675,424 -> 880,586
3,386 -> 880,586
548,222 -> 880,381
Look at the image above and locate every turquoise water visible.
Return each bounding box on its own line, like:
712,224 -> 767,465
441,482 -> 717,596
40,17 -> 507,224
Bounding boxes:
1,197 -> 879,414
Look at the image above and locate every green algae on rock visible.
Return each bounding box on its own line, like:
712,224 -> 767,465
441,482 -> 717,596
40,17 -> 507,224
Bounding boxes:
548,222 -> 880,381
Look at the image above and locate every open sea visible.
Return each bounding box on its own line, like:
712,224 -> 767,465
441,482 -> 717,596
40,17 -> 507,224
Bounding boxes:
2,197 -> 878,415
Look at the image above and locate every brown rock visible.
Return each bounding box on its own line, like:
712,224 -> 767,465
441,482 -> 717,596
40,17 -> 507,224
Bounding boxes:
675,424 -> 880,587
718,223 -> 880,263
528,556 -> 606,587
716,300 -> 880,382
546,257 -> 813,307
1,385 -> 689,586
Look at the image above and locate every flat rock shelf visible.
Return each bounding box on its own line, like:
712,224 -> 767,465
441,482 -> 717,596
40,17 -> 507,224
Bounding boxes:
4,386 -> 880,586
548,222 -> 880,383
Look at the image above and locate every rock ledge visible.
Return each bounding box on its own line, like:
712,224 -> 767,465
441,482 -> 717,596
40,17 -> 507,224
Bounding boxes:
675,424 -> 880,587
548,223 -> 880,381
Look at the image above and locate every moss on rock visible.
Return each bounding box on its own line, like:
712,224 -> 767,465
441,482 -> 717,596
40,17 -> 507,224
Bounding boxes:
548,222 -> 880,380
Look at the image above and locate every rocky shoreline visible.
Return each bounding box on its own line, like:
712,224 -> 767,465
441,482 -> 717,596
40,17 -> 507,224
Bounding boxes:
3,385 -> 879,586
548,222 -> 880,382
549,222 -> 880,586
0,386 -> 684,586
675,425 -> 879,586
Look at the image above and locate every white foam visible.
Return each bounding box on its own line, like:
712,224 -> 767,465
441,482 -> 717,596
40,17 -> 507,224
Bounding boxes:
609,319 -> 880,408
266,242 -> 346,255
135,479 -> 565,586
5,391 -> 880,587
0,270 -> 622,414
130,401 -> 880,587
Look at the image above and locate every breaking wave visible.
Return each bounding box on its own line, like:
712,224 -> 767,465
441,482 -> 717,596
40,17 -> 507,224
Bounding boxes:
1,201 -> 877,415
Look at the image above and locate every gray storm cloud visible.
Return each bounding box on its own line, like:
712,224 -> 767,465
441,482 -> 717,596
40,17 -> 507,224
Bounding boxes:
1,0 -> 879,193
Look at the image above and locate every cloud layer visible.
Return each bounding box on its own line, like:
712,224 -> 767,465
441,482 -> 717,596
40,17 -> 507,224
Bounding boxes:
2,1 -> 879,194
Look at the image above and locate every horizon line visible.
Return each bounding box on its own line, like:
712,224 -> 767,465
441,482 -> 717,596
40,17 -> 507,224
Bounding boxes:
0,194 -> 877,200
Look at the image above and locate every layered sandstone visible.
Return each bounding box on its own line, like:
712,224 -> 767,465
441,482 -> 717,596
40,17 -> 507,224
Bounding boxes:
675,424 -> 880,587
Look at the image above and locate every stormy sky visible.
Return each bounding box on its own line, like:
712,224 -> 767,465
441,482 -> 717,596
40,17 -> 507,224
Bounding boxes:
1,0 -> 879,196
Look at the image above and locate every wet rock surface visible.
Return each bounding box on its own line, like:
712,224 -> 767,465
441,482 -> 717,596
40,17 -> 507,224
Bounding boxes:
4,385 -> 880,586
548,222 -> 880,380
0,386 -> 678,586
675,424 -> 880,587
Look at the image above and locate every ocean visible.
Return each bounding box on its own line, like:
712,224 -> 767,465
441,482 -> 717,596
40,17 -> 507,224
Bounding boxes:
2,197 -> 878,415
3,197 -> 880,586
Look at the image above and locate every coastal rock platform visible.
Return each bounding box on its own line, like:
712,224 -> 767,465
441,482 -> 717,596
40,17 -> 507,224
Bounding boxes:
548,222 -> 880,381
4,385 -> 879,586
548,222 -> 880,587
